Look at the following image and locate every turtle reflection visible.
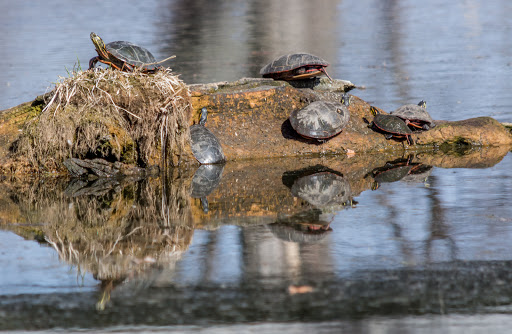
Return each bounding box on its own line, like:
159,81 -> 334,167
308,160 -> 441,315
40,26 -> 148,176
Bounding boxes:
282,164 -> 352,208
268,209 -> 332,244
191,164 -> 225,213
366,157 -> 431,189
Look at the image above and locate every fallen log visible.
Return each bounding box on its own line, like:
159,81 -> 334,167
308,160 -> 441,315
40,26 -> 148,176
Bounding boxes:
0,74 -> 510,175
189,78 -> 512,160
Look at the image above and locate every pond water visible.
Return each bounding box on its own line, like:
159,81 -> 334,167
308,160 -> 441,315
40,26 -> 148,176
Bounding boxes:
1,0 -> 512,332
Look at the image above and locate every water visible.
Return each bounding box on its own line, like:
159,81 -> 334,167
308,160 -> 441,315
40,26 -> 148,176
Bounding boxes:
1,0 -> 512,332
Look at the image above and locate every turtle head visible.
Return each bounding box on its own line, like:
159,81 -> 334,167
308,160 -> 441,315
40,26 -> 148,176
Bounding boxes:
199,107 -> 208,126
341,93 -> 352,106
90,32 -> 108,59
418,100 -> 427,108
369,106 -> 380,116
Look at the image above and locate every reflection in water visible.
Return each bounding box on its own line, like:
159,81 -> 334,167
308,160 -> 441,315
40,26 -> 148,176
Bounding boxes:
425,175 -> 457,263
190,164 -> 225,213
366,156 -> 431,189
0,149 -> 511,324
27,173 -> 194,309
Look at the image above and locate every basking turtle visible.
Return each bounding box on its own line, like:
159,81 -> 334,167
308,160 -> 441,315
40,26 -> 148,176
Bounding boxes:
88,32 -> 174,73
391,100 -> 435,130
368,107 -> 414,145
289,94 -> 351,140
260,53 -> 332,81
190,107 -> 226,164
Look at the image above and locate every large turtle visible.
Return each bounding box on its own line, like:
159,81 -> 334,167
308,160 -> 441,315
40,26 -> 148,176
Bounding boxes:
260,53 -> 332,81
368,106 -> 414,145
88,32 -> 174,73
289,94 -> 351,140
190,108 -> 226,164
390,100 -> 435,130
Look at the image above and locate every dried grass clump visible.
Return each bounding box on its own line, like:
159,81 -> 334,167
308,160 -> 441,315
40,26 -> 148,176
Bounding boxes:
13,68 -> 193,172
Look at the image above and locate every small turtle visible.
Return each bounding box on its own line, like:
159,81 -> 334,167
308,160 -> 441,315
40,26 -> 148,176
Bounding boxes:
89,32 -> 174,73
391,100 -> 435,130
289,94 -> 351,140
190,108 -> 226,164
368,106 -> 414,145
260,53 -> 332,81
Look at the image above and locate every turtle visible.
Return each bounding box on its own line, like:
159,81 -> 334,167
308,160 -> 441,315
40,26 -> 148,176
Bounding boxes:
289,94 -> 351,140
390,100 -> 435,130
260,53 -> 333,81
368,106 -> 414,145
190,107 -> 226,164
191,164 -> 225,213
88,32 -> 174,73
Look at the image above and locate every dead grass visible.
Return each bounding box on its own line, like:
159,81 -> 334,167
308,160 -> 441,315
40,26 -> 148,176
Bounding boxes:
12,68 -> 192,172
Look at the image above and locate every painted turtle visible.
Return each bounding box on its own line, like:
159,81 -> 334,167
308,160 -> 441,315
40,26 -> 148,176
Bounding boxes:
289,94 -> 351,140
390,100 -> 435,130
260,53 -> 333,81
191,164 -> 224,213
88,32 -> 173,73
190,107 -> 226,164
368,106 -> 414,145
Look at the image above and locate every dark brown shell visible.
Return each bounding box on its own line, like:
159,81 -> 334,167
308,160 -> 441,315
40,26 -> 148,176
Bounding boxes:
260,53 -> 329,76
372,114 -> 412,135
106,41 -> 159,70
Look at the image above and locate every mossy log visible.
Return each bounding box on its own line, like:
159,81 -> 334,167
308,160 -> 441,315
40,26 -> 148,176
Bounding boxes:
0,75 -> 511,175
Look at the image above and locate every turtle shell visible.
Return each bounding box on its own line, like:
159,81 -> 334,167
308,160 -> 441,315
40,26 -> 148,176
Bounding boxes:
190,124 -> 226,164
290,101 -> 350,139
106,41 -> 159,71
260,53 -> 329,79
391,103 -> 435,128
372,114 -> 412,136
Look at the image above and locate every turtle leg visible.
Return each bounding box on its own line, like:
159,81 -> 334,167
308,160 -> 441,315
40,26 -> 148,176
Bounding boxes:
98,59 -> 124,71
407,122 -> 424,130
406,134 -> 414,145
320,67 -> 333,82
121,62 -> 134,72
89,56 -> 100,70
384,134 -> 393,140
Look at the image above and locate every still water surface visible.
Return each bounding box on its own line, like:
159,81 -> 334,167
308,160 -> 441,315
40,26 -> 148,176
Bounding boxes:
1,0 -> 512,332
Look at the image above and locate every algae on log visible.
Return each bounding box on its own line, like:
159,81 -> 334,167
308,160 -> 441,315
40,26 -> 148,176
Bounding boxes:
190,78 -> 512,160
